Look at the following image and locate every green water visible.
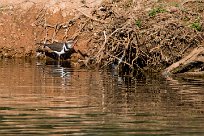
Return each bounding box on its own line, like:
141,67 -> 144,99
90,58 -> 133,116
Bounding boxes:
0,59 -> 204,136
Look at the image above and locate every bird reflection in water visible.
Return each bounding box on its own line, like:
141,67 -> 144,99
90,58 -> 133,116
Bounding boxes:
51,64 -> 71,88
36,60 -> 72,88
45,61 -> 72,78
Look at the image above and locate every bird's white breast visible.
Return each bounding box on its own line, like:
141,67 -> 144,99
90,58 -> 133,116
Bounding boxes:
53,43 -> 66,55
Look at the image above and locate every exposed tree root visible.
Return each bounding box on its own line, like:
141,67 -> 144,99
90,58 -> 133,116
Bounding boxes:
33,0 -> 204,76
163,44 -> 204,75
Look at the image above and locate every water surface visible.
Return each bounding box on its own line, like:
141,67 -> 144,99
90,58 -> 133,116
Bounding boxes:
0,59 -> 204,135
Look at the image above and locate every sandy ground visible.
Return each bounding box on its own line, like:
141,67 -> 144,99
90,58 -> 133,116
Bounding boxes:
0,0 -> 103,14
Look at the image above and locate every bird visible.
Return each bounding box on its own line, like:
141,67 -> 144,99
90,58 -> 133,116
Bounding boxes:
36,40 -> 76,60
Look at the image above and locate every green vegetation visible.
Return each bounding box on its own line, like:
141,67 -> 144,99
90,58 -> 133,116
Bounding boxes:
149,7 -> 167,17
191,22 -> 202,31
135,19 -> 142,28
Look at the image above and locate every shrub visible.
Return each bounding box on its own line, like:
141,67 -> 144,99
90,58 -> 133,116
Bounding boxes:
149,7 -> 166,17
135,20 -> 142,28
191,22 -> 202,31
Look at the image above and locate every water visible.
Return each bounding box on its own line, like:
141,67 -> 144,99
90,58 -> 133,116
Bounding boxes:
0,59 -> 204,135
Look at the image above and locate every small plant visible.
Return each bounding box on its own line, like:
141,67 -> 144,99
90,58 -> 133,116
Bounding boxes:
149,7 -> 166,17
191,22 -> 202,31
135,20 -> 142,28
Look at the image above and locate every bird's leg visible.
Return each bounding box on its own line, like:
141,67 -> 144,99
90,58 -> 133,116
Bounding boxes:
58,55 -> 61,61
57,55 -> 60,65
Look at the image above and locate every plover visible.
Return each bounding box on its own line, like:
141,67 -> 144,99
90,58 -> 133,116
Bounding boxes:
37,40 -> 76,60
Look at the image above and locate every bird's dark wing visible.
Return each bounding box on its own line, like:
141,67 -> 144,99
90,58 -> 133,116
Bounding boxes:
61,48 -> 76,60
45,52 -> 59,60
44,43 -> 64,52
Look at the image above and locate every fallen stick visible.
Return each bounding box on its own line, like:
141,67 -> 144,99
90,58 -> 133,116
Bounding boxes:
163,46 -> 204,75
75,8 -> 108,24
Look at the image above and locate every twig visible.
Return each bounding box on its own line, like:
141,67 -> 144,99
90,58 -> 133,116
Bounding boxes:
71,18 -> 90,40
108,53 -> 133,68
95,30 -> 107,59
95,23 -> 129,58
75,8 -> 108,24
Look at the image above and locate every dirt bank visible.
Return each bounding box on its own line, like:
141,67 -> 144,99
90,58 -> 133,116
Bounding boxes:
0,0 -> 103,58
0,0 -> 203,75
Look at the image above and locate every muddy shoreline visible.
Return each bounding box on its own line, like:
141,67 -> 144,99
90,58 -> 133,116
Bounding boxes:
0,0 -> 101,58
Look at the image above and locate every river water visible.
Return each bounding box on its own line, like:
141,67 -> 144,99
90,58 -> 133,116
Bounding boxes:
0,59 -> 204,135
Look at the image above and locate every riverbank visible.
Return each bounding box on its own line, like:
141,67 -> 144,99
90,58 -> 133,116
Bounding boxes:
0,0 -> 102,58
0,0 -> 203,74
